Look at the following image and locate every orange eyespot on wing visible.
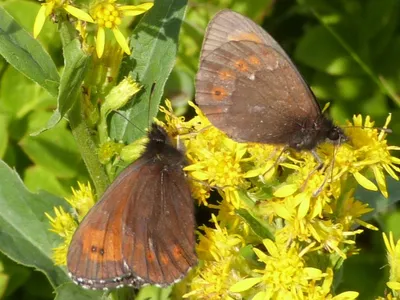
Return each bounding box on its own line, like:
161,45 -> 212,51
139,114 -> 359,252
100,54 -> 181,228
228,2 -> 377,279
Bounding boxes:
211,87 -> 228,101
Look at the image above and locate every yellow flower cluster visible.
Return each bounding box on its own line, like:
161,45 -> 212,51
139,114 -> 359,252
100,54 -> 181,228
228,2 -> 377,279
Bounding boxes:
157,101 -> 399,299
45,99 -> 400,298
33,0 -> 153,57
45,182 -> 95,265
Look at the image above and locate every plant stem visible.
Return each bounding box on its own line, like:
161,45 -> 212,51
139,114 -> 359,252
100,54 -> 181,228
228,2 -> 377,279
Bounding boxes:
68,98 -> 109,196
58,13 -> 109,196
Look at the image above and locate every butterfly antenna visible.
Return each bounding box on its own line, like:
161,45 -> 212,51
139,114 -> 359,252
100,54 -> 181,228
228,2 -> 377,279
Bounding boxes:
114,111 -> 146,135
147,82 -> 156,127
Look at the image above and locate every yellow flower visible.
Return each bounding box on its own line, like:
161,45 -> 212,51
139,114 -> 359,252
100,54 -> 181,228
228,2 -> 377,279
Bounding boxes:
231,237 -> 323,298
383,232 -> 400,293
34,0 -> 93,38
159,101 -> 251,208
230,237 -> 358,299
64,182 -> 95,221
333,189 -> 377,231
45,98 -> 400,298
346,114 -> 400,198
45,182 -> 95,264
183,215 -> 246,299
89,0 -> 154,57
45,206 -> 77,265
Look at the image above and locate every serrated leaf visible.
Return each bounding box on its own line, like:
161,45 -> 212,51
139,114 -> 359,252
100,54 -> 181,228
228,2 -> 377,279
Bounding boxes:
0,6 -> 59,97
0,160 -> 69,288
112,0 -> 188,142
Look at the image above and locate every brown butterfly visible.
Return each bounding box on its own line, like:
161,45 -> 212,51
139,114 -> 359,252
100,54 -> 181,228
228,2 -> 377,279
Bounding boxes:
67,124 -> 197,290
196,10 -> 346,152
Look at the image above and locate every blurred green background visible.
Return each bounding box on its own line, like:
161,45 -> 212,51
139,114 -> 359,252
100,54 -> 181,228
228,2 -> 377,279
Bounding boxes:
0,0 -> 400,299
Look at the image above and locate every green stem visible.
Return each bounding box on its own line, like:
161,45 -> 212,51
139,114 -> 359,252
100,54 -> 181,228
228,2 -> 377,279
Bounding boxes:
68,98 -> 109,196
58,13 -> 109,196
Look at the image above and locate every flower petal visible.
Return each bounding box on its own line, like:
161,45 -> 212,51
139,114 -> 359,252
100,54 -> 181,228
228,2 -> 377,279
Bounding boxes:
33,5 -> 47,38
96,27 -> 105,58
252,292 -> 267,300
229,277 -> 262,292
263,239 -> 278,257
298,196 -> 310,218
383,163 -> 399,180
387,281 -> 400,290
113,28 -> 131,55
353,171 -> 378,191
64,5 -> 94,22
273,183 -> 297,197
331,291 -> 359,300
120,3 -> 154,16
372,165 -> 388,198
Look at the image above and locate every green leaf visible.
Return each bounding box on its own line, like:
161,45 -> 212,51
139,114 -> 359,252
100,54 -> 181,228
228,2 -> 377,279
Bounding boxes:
24,165 -> 70,197
362,0 -> 398,43
34,39 -> 91,135
55,283 -> 104,300
294,25 -> 361,76
136,285 -> 172,300
0,114 -> 9,159
0,65 -> 55,119
236,208 -> 274,240
0,6 -> 59,97
113,0 -> 188,142
0,160 -> 69,288
20,122 -> 82,179
311,72 -> 374,102
0,252 -> 31,298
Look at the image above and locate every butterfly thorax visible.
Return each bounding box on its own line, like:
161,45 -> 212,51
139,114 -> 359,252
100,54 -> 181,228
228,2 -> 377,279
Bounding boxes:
144,125 -> 187,167
288,116 -> 346,151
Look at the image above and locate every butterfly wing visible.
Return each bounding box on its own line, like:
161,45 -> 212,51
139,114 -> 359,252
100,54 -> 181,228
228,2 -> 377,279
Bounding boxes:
196,9 -> 321,144
121,161 -> 197,285
67,156 -> 196,289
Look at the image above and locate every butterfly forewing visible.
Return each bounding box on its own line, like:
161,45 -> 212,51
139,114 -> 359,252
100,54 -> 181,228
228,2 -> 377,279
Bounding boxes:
67,125 -> 197,290
196,10 -> 322,144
